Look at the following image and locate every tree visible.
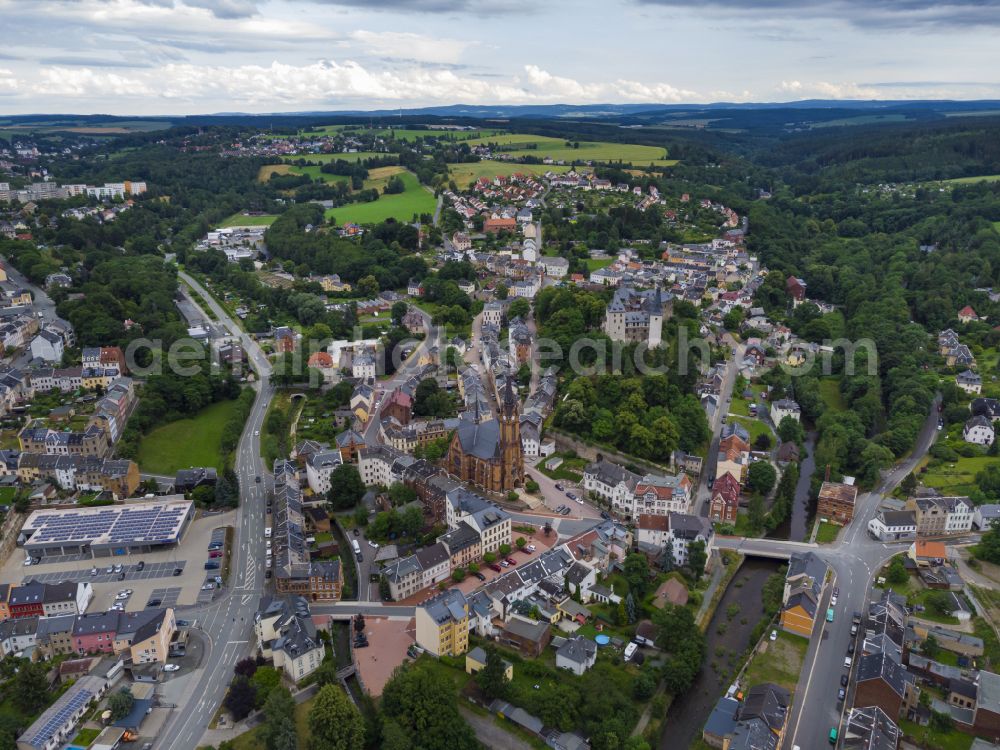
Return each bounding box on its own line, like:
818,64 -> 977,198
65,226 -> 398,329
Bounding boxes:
107,689 -> 135,721
263,687 -> 298,750
234,657 -> 258,677
632,671 -> 656,700
474,646 -> 510,700
687,539 -> 708,581
886,556 -> 909,585
499,543 -> 512,556
495,283 -> 509,300
777,416 -> 805,445
923,633 -> 940,658
251,666 -> 281,707
507,298 -> 530,320
308,684 -> 365,750
926,591 -> 953,617
900,472 -> 918,496
391,301 -> 408,325
327,464 -> 366,510
623,552 -> 651,598
224,676 -> 257,721
381,664 -> 479,750
357,275 -> 379,297
515,537 -> 527,549
747,461 -> 777,495
14,660 -> 49,715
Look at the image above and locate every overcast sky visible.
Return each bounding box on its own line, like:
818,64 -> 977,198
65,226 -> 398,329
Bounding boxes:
1,0 -> 1000,115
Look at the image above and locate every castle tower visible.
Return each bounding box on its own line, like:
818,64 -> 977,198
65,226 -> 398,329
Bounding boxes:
647,287 -> 664,349
498,378 -> 524,489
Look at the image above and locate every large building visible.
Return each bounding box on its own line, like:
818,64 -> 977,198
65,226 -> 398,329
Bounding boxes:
602,285 -> 670,347
16,674 -> 111,750
20,499 -> 193,558
255,596 -> 326,681
415,588 -> 469,657
446,379 -> 524,494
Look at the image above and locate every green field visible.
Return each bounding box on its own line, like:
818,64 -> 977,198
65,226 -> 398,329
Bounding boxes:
325,171 -> 436,225
219,213 -> 278,228
810,114 -> 910,128
730,416 -> 772,445
815,521 -> 841,544
284,151 -> 383,164
137,399 -> 244,475
585,256 -> 615,271
945,174 -> 1000,184
818,377 -> 847,412
922,455 -> 996,496
465,133 -> 673,166
447,161 -> 576,188
742,630 -> 809,692
994,221 -> 1000,233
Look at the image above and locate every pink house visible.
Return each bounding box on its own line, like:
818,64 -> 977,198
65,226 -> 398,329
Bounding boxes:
72,612 -> 118,654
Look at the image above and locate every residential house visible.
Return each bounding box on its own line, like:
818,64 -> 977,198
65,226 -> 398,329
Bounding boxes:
415,588 -> 469,657
958,306 -> 979,324
770,399 -> 801,425
465,646 -> 512,680
500,615 -> 551,657
906,494 -> 974,536
255,596 -> 325,681
964,415 -> 995,446
709,472 -> 741,523
842,705 -> 901,750
555,635 -> 598,676
15,675 -> 110,750
974,504 -> 1000,531
958,370 -> 983,395
382,542 -> 451,601
867,510 -> 917,542
817,480 -> 860,525
779,552 -> 827,638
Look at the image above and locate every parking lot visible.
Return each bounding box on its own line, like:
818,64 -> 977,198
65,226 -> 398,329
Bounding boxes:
24,560 -> 187,585
2,508 -> 237,612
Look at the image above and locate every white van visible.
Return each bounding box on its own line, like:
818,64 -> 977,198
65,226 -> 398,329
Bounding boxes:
265,527 -> 272,538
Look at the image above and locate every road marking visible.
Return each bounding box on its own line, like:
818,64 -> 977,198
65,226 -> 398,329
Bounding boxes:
226,640 -> 249,645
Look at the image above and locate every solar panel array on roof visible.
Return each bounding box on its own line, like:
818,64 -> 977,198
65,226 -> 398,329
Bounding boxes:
24,502 -> 190,548
21,682 -> 98,748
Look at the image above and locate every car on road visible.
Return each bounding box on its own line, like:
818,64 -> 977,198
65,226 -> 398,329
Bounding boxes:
600,511 -> 611,520
707,478 -> 714,489
106,565 -> 114,574
265,569 -> 272,579
566,491 -> 576,500
473,572 -> 486,581
560,506 -> 570,515
500,560 -> 509,568
265,527 -> 272,538
721,416 -> 727,423
829,728 -> 838,745
256,476 -> 261,483
147,599 -> 162,607
831,594 -> 838,606
505,557 -> 516,566
353,528 -> 360,536
368,540 -> 379,549
163,664 -> 180,672
847,641 -> 855,655
844,656 -> 852,668
176,620 -> 190,627
826,608 -> 835,622
91,567 -> 98,576
137,561 -> 145,571
488,564 -> 502,573
114,564 -> 123,573
840,674 -> 849,687
937,419 -> 944,431
254,430 -> 260,436
526,544 -> 536,552
118,572 -> 126,581
554,483 -> 564,491
769,630 -> 777,641
173,568 -> 182,576
838,688 -> 846,702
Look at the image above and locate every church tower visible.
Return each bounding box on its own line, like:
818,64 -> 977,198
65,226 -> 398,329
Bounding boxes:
498,378 -> 524,489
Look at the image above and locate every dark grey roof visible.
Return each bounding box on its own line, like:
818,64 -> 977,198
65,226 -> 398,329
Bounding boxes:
737,683 -> 789,733
556,635 -> 596,666
856,651 -> 913,698
844,705 -> 901,750
454,411 -> 500,460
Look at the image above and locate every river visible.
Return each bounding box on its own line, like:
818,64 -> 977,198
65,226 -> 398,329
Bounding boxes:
766,431 -> 817,541
658,558 -> 782,749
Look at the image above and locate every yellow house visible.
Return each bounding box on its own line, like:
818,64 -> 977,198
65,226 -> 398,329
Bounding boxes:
415,588 -> 469,657
779,552 -> 827,639
779,596 -> 817,638
465,646 -> 513,680
112,608 -> 176,664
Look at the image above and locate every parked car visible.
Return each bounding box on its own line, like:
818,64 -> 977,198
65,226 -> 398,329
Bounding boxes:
566,491 -> 577,500
838,687 -> 846,701
474,572 -> 486,581
163,664 -> 180,672
489,564 -> 502,573
554,483 -> 564,491
176,620 -> 190,627
90,567 -> 97,576
769,630 -> 777,641
256,476 -> 261,483
137,561 -> 145,571
118,572 -> 126,581
500,560 -> 510,568
147,598 -> 162,607
265,569 -> 272,579
113,564 -> 123,573
106,565 -> 114,574
505,557 -> 517,566
173,568 -> 182,576
844,656 -> 852,668
840,674 -> 849,687
560,507 -> 571,515
600,511 -> 611,520
353,528 -> 360,537
368,540 -> 379,549
848,641 -> 855,655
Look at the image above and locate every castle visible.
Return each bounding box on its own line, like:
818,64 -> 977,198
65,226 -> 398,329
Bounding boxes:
602,286 -> 671,348
446,378 -> 524,494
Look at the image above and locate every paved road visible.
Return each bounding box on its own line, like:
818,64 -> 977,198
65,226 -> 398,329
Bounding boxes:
156,270 -> 275,750
1,256 -> 60,369
717,396 -> 941,750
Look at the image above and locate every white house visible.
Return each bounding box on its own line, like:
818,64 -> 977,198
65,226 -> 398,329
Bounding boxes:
957,370 -> 983,395
944,496 -> 975,534
555,635 -> 597,676
305,450 -> 343,495
29,329 -> 64,363
541,257 -> 569,278
964,415 -> 995,446
483,301 -> 503,328
770,399 -> 801,425
636,512 -> 713,568
867,509 -> 917,542
352,349 -> 377,380
974,504 -> 1000,531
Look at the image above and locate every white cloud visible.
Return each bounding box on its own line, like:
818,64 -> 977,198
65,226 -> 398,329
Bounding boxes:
0,68 -> 18,93
350,30 -> 474,64
777,79 -> 880,98
36,67 -> 152,97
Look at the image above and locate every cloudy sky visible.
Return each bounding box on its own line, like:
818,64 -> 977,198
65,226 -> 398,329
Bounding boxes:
1,0 -> 999,115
